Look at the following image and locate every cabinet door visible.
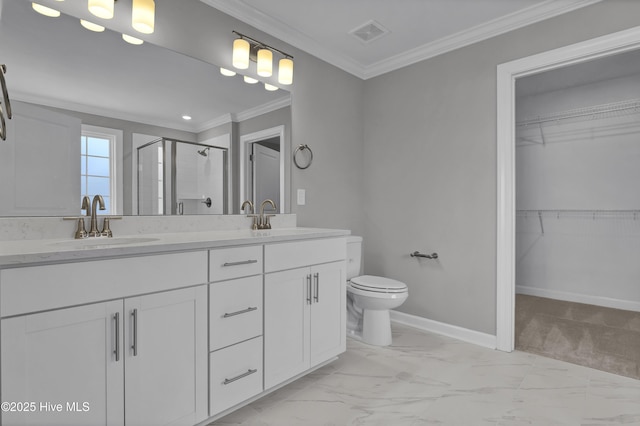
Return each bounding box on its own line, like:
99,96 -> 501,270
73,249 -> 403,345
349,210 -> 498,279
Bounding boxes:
124,286 -> 207,426
264,267 -> 311,389
1,300 -> 124,426
310,261 -> 346,366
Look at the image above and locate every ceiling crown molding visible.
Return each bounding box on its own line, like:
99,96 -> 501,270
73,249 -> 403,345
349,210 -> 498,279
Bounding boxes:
201,0 -> 601,80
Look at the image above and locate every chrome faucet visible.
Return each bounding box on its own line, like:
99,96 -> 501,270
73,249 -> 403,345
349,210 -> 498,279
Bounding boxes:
258,199 -> 277,229
241,200 -> 259,230
88,195 -> 106,237
72,196 -> 91,239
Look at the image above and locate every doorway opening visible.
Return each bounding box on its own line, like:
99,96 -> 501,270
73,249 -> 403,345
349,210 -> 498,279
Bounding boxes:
239,126 -> 285,213
496,26 -> 640,352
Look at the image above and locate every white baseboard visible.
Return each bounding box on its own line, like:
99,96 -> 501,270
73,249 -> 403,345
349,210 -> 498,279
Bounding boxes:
516,285 -> 640,312
390,310 -> 497,349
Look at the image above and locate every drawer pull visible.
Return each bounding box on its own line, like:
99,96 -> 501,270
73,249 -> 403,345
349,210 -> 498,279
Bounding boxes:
131,308 -> 138,357
222,306 -> 258,318
222,259 -> 258,267
113,312 -> 120,362
223,368 -> 258,385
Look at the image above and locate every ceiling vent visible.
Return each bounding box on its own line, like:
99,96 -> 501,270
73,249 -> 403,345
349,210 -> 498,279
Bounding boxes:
349,20 -> 389,44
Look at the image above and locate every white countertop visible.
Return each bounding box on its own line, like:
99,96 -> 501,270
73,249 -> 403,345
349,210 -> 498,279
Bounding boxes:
0,227 -> 350,268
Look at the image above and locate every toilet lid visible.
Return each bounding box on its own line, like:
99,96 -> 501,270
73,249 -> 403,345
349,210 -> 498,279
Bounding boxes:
350,275 -> 408,294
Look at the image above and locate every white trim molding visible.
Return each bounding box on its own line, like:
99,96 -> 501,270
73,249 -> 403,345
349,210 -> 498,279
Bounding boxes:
496,25 -> 640,352
517,286 -> 640,313
201,0 -> 600,80
390,310 -> 497,350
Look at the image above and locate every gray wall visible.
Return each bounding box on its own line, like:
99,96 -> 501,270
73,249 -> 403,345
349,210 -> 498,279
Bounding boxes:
362,0 -> 640,335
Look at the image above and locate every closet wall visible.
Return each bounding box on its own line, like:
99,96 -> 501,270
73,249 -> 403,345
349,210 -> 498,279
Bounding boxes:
515,71 -> 640,312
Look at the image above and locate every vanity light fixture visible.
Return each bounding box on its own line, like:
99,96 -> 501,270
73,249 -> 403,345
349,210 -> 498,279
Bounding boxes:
32,3 -> 61,17
264,83 -> 278,92
88,0 -> 114,20
132,0 -> 155,34
243,76 -> 258,84
122,34 -> 144,45
231,31 -> 293,85
80,19 -> 105,32
220,68 -> 236,77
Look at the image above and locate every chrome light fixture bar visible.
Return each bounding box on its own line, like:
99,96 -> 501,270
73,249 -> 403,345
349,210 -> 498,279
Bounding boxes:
231,31 -> 294,85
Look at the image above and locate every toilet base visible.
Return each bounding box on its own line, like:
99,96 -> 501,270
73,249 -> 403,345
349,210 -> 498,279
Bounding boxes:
361,309 -> 392,346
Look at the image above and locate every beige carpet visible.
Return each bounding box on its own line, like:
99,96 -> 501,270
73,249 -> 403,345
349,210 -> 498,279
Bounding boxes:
515,294 -> 640,380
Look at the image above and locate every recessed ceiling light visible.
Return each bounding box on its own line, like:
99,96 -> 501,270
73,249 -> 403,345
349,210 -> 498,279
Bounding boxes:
32,3 -> 61,17
182,115 -> 192,120
220,68 -> 236,77
80,19 -> 105,32
122,34 -> 144,45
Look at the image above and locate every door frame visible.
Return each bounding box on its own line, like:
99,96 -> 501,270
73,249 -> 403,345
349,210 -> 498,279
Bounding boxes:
496,25 -> 640,352
239,125 -> 285,213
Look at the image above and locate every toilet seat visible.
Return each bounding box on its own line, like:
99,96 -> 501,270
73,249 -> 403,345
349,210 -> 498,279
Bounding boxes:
349,275 -> 408,294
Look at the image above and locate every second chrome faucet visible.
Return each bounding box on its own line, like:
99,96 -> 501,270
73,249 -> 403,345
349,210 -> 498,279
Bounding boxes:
241,199 -> 277,230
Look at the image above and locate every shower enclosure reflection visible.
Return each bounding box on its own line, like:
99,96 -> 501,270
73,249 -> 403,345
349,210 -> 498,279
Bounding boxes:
138,139 -> 228,215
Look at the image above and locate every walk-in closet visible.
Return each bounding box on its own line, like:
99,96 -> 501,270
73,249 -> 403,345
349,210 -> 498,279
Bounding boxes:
514,50 -> 640,379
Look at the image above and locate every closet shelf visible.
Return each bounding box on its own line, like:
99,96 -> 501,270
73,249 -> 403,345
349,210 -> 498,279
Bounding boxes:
516,98 -> 640,128
517,210 -> 640,235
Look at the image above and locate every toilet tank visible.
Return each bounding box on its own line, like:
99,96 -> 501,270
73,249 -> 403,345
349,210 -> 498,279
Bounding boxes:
346,235 -> 363,280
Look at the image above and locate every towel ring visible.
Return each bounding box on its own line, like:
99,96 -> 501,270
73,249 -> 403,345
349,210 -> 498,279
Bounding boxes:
293,144 -> 313,169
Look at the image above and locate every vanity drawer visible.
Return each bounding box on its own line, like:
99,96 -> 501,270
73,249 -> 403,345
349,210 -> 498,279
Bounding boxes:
210,336 -> 263,416
209,245 -> 263,282
209,275 -> 262,351
264,237 -> 347,273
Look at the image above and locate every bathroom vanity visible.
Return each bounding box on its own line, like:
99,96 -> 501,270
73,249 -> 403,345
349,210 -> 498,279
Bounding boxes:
0,224 -> 348,426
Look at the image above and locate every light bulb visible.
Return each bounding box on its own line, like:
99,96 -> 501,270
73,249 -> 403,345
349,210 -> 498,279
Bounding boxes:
278,58 -> 293,85
257,48 -> 272,77
232,39 -> 250,69
132,0 -> 155,34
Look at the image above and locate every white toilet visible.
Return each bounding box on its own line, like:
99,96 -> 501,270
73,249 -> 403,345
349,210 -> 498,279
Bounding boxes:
346,236 -> 408,346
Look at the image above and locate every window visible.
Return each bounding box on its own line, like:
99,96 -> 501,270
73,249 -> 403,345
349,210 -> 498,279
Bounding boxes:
80,125 -> 123,215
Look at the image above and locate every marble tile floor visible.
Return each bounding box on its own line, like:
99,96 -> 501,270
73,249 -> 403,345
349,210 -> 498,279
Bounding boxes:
212,323 -> 640,426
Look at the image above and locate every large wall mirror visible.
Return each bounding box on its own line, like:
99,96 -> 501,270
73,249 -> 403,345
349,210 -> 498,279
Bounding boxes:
0,0 -> 291,217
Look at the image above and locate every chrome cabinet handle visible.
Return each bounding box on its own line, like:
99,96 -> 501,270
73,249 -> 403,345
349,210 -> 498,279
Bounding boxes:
131,308 -> 138,356
113,312 -> 120,362
306,274 -> 312,304
223,369 -> 258,385
222,259 -> 258,267
314,273 -> 320,303
222,306 -> 258,318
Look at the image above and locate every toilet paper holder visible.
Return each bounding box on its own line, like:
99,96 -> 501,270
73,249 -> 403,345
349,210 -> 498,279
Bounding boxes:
410,251 -> 438,259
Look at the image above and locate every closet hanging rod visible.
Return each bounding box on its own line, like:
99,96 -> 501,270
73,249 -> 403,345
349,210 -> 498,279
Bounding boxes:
516,98 -> 640,127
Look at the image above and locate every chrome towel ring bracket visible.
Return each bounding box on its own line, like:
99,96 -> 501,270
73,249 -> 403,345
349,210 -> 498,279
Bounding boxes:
411,251 -> 438,259
293,144 -> 313,169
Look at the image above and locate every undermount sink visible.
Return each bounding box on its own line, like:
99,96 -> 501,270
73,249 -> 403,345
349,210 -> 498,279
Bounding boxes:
51,237 -> 160,249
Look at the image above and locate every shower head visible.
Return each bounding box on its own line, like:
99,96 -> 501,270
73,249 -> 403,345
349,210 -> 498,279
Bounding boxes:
197,147 -> 210,157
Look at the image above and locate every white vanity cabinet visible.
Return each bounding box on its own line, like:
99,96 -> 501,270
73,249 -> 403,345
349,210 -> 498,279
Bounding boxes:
263,238 -> 346,390
0,252 -> 208,426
